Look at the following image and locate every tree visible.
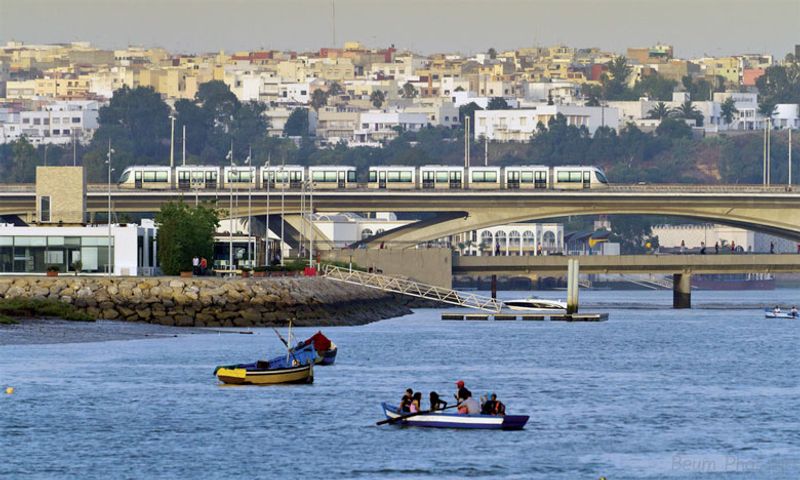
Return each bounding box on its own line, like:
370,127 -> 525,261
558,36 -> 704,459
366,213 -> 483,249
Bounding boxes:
327,81 -> 344,96
196,80 -> 240,133
487,47 -> 497,60
656,117 -> 693,139
603,56 -> 632,100
3,138 -> 38,183
633,74 -> 677,101
647,102 -> 671,120
458,102 -> 482,127
401,82 -> 418,99
671,100 -> 703,126
231,101 -> 268,145
370,90 -> 386,109
310,89 -> 329,111
755,63 -> 800,106
720,97 -> 739,125
283,108 -> 309,137
155,201 -> 219,275
487,97 -> 510,110
94,85 -> 170,159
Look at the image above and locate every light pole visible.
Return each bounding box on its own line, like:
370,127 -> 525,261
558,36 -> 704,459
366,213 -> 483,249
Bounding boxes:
169,114 -> 175,168
246,147 -> 252,268
106,140 -> 115,277
265,153 -> 271,266
226,142 -> 234,273
789,128 -> 793,186
182,124 -> 186,166
280,158 -> 286,267
309,177 -> 314,268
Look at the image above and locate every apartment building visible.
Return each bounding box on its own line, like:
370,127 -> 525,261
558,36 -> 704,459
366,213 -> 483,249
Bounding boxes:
474,105 -> 619,141
0,100 -> 100,145
354,111 -> 428,144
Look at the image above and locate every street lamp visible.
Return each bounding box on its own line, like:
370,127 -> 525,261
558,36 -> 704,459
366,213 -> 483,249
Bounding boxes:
106,140 -> 115,277
309,177 -> 314,268
265,153 -> 271,267
280,158 -> 286,267
169,114 -> 176,168
226,143 -> 234,274
245,147 -> 252,268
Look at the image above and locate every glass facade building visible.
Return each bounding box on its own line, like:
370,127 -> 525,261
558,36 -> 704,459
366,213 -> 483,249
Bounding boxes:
0,235 -> 113,274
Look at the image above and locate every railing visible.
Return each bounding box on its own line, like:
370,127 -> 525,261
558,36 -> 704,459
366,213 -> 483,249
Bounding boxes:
320,264 -> 502,312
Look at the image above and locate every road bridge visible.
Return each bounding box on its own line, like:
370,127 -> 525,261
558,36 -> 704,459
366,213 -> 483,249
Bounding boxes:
452,253 -> 800,308
2,184 -> 800,244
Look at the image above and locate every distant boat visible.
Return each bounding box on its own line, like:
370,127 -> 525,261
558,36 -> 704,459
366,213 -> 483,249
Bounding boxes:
764,309 -> 798,319
215,362 -> 313,385
380,403 -> 528,430
503,297 -> 567,311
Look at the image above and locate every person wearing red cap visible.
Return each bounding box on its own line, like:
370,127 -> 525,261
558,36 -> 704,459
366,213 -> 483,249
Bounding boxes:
455,380 -> 469,406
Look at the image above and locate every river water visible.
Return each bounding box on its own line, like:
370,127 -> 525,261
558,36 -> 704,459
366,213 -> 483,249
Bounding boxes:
2,289 -> 799,479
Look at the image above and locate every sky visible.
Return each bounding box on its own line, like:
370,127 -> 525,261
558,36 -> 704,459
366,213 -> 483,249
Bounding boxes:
1,0 -> 798,58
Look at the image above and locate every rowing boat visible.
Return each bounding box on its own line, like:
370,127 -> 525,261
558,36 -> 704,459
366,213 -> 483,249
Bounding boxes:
215,362 -> 313,385
380,403 -> 528,430
765,310 -> 798,319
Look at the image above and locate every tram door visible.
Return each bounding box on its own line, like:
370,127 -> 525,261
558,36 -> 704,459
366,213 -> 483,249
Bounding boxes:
338,171 -> 345,188
378,171 -> 387,189
134,171 -> 143,189
507,171 -> 520,189
583,171 -> 591,189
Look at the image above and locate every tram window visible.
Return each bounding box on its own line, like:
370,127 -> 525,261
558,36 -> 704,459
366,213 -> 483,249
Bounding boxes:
521,172 -> 533,183
312,171 -> 325,181
570,172 -> 582,182
369,171 -> 377,182
399,171 -> 412,182
596,170 -> 609,183
387,171 -> 400,182
179,172 -> 190,180
423,171 -> 434,181
436,172 -> 448,183
347,171 -> 356,182
485,171 -> 497,182
451,172 -> 462,181
144,171 -> 156,182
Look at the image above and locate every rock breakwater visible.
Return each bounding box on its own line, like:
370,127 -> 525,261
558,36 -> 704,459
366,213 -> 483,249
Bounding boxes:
0,276 -> 412,327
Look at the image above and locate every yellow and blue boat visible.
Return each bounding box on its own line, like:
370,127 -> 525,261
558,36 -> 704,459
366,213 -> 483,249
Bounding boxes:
214,361 -> 313,385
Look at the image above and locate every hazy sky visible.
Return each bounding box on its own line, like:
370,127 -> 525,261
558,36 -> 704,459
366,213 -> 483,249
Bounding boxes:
1,0 -> 798,58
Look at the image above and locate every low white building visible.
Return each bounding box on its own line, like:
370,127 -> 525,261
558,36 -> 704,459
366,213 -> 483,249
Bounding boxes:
354,111 -> 428,143
0,100 -> 100,145
0,221 -> 157,276
474,105 -> 619,141
312,212 -> 414,248
455,223 -> 565,256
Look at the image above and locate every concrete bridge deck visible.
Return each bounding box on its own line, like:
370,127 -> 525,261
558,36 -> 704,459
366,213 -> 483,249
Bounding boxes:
452,253 -> 800,276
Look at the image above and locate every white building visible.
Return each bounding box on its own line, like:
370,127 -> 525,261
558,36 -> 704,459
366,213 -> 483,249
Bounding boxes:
0,221 -> 158,276
312,212 -> 414,248
474,105 -> 619,141
456,223 -> 565,256
354,111 -> 428,143
0,100 -> 100,145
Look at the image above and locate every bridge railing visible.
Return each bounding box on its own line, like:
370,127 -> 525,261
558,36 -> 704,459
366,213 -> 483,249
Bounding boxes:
320,263 -> 502,312
609,184 -> 796,193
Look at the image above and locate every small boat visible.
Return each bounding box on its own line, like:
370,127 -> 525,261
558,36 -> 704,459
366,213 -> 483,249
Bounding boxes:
503,297 -> 566,311
380,403 -> 528,430
764,309 -> 798,319
215,362 -> 313,385
292,331 -> 338,366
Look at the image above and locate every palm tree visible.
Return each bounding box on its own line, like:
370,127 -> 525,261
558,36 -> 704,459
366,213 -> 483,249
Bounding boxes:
401,82 -> 418,99
327,82 -> 344,96
720,97 -> 739,125
647,102 -> 670,120
370,90 -> 385,109
671,100 -> 703,126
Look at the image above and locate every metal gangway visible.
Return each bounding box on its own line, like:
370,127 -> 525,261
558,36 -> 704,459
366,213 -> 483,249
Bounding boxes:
320,264 -> 502,312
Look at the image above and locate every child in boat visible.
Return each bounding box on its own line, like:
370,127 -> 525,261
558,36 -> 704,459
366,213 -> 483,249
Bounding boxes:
429,391 -> 447,411
409,392 -> 422,413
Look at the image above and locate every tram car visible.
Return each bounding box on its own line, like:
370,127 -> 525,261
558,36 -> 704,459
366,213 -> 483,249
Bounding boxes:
117,166 -> 172,190
175,166 -> 220,190
504,166 -> 550,189
263,165 -> 306,190
368,166 -> 417,189
419,165 -> 465,189
308,166 -> 358,189
467,166 -> 502,190
223,166 -> 257,190
552,166 -> 609,190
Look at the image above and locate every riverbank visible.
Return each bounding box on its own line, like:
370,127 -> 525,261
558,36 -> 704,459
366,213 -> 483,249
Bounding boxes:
0,276 -> 412,327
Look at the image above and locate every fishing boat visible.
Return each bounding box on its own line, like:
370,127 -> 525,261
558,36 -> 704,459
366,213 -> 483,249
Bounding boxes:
215,362 -> 313,385
380,403 -> 529,430
290,331 -> 338,366
503,297 -> 566,311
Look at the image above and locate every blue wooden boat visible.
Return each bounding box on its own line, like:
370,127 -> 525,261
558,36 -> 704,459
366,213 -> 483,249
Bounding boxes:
292,331 -> 338,366
380,403 -> 529,430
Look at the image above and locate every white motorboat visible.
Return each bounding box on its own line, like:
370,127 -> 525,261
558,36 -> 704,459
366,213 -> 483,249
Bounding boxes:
503,297 -> 567,311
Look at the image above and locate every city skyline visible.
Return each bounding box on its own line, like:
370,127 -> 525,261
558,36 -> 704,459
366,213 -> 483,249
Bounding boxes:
1,0 -> 798,58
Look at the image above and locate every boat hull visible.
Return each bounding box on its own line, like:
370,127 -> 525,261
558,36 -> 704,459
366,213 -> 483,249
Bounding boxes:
320,345 -> 337,365
765,312 -> 798,319
504,298 -> 566,311
216,363 -> 313,385
381,403 -> 528,430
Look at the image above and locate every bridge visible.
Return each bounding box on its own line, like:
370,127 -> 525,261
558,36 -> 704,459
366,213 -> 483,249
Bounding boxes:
2,184 -> 800,245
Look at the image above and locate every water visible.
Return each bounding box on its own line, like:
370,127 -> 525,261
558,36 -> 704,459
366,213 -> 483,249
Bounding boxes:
2,289 -> 800,479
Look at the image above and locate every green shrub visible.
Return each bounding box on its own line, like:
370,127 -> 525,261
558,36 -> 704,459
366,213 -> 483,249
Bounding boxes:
0,298 -> 95,322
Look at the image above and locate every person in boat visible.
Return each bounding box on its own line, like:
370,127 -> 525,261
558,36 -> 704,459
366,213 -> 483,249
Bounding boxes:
481,392 -> 496,415
455,380 -> 468,402
791,306 -> 798,318
457,389 -> 481,415
490,394 -> 506,416
429,391 -> 447,411
773,305 -> 781,315
400,388 -> 414,413
409,392 -> 422,413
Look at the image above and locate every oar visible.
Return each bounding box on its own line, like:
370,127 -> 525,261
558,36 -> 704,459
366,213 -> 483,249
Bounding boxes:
272,327 -> 301,365
376,403 -> 460,426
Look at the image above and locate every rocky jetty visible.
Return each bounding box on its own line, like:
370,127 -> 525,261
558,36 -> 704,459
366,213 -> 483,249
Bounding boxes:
0,276 -> 412,327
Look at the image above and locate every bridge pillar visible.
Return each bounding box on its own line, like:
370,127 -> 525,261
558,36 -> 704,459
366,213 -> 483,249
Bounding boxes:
567,258 -> 580,314
673,273 -> 692,309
